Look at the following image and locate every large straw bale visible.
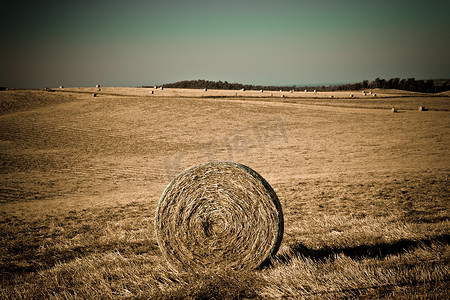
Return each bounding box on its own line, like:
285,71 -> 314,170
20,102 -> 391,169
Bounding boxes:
155,161 -> 283,271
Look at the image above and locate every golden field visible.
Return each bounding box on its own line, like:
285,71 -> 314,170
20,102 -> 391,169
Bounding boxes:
0,87 -> 449,298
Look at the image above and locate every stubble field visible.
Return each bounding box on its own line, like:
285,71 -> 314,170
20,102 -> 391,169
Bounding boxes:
1,87 -> 449,298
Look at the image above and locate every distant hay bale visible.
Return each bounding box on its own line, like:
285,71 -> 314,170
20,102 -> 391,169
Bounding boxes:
204,88 -> 208,91
313,90 -> 316,93
373,94 -> 377,97
241,88 -> 245,91
59,85 -> 64,89
281,94 -> 285,98
419,106 -> 427,111
330,95 -> 334,98
350,94 -> 354,98
155,161 -> 284,271
392,107 -> 397,113
260,89 -> 264,92
160,87 -> 164,90
96,84 -> 100,88
290,90 -> 293,93
304,89 -> 307,92
150,91 -> 154,94
92,93 -> 97,97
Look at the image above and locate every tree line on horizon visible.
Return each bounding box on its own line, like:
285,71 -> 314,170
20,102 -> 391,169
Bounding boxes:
148,78 -> 449,93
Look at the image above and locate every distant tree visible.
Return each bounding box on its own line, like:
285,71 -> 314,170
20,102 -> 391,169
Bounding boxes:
399,79 -> 407,90
424,80 -> 434,93
372,78 -> 382,89
392,78 -> 400,89
406,78 -> 417,91
362,80 -> 369,89
387,78 -> 394,89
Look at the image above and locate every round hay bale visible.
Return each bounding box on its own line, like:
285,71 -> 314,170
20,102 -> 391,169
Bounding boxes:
391,107 -> 397,113
92,93 -> 97,97
155,161 -> 283,271
419,106 -> 426,111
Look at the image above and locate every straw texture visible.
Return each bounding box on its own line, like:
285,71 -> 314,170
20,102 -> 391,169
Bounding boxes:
155,161 -> 283,271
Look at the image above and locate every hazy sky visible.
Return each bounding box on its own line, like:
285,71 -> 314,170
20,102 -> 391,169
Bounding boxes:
1,0 -> 449,88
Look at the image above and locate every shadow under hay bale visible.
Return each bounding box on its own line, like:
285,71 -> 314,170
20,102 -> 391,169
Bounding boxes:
278,234 -> 450,264
155,161 -> 284,272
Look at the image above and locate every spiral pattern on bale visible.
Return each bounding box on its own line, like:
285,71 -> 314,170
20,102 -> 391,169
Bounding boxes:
155,161 -> 283,271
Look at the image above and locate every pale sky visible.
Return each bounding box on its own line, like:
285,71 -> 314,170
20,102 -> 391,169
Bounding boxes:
1,0 -> 449,88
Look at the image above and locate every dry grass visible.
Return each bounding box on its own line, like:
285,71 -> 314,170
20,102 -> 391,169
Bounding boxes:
0,88 -> 449,298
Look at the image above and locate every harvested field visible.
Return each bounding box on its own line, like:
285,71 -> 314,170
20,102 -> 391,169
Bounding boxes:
0,88 -> 449,298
